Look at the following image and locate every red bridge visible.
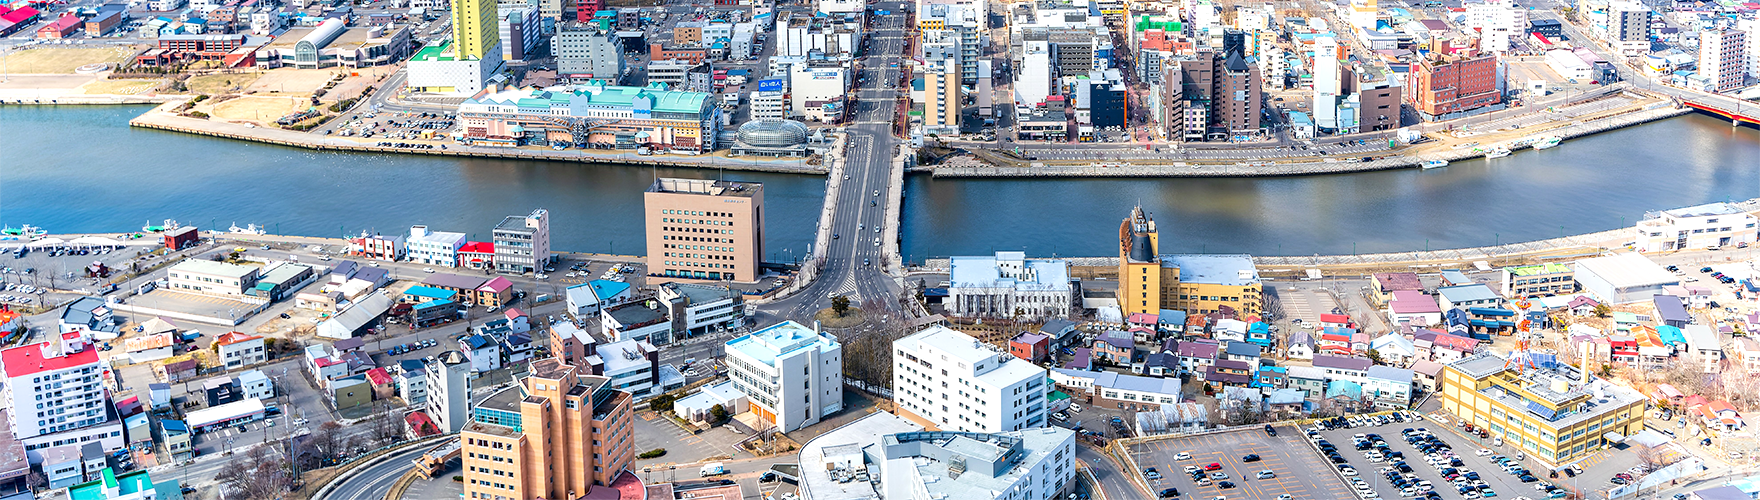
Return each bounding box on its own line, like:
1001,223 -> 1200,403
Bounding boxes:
1683,99 -> 1760,126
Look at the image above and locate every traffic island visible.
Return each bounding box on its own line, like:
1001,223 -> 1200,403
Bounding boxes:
813,307 -> 865,328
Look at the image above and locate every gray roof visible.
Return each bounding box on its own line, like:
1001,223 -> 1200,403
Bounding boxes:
353,266 -> 390,284
1312,354 -> 1372,371
1224,341 -> 1261,358
1653,295 -> 1689,321
1437,284 -> 1500,303
1039,318 -> 1077,337
1160,254 -> 1259,285
1097,331 -> 1134,349
423,273 -> 488,290
1366,365 -> 1413,384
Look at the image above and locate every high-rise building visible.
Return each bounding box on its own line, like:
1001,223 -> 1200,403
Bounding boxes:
1611,1 -> 1650,55
461,357 -> 635,500
493,209 -> 550,275
1214,52 -> 1263,136
922,58 -> 962,134
1350,0 -> 1378,31
892,325 -> 1049,432
426,350 -> 471,433
644,178 -> 765,283
552,23 -> 625,83
1701,29 -> 1747,93
723,321 -> 842,432
1407,50 -> 1501,119
1118,205 -> 1162,317
1312,36 -> 1341,96
3,341 -> 107,439
452,0 -> 499,60
497,6 -> 540,61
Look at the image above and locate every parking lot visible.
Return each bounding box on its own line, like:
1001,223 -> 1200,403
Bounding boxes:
1310,412 -> 1579,500
1128,425 -> 1353,500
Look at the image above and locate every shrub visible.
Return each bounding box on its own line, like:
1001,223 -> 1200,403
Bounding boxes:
637,448 -> 667,459
453,476 -> 463,482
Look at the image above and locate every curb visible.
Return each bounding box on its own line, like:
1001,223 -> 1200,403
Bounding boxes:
311,434 -> 454,500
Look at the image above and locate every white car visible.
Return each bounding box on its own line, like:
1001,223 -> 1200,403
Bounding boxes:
1476,448 -> 1493,456
1340,467 -> 1358,476
1175,452 -> 1192,460
424,267 -> 435,273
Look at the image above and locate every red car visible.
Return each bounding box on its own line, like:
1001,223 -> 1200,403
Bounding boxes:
1204,463 -> 1223,471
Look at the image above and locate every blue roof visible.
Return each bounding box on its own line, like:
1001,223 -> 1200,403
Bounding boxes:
1657,325 -> 1687,346
1438,284 -> 1500,303
403,285 -> 456,300
1158,310 -> 1187,325
463,334 -> 495,350
1468,307 -> 1514,317
161,419 -> 188,432
589,280 -> 631,301
413,299 -> 455,310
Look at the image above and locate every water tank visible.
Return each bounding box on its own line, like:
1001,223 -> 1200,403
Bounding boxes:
737,119 -> 809,147
1550,379 -> 1570,393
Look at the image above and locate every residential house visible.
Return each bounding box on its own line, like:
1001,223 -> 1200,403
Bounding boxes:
1267,388 -> 1307,418
1127,312 -> 1159,331
564,279 -> 633,319
474,276 -> 515,308
1287,330 -> 1315,360
1388,290 -> 1443,326
1222,341 -> 1261,363
1051,369 -> 1184,412
1409,359 -> 1443,393
1214,319 -> 1247,342
1205,359 -> 1254,388
160,419 -> 191,461
1685,324 -> 1722,373
1609,335 -> 1640,365
1245,321 -> 1272,347
366,368 -> 397,400
1568,296 -> 1601,317
1696,400 -> 1744,432
1371,272 -> 1425,305
1320,314 -> 1352,330
1157,310 -> 1187,334
1317,327 -> 1354,356
1413,330 -> 1478,364
1439,270 -> 1473,287
1142,352 -> 1180,376
1039,319 -> 1082,350
1349,331 -> 1371,355
1437,284 -> 1502,311
1010,333 -> 1050,363
237,369 -> 273,400
1092,330 -> 1135,363
602,302 -> 673,344
214,331 -> 266,369
459,334 -> 502,372
1370,333 -> 1416,366
1285,365 -> 1327,400
1364,365 -> 1414,408
1735,337 -> 1760,373
1312,354 -> 1372,384
396,359 -> 428,405
1253,365 -> 1288,391
1176,340 -> 1219,373
1655,295 -> 1691,328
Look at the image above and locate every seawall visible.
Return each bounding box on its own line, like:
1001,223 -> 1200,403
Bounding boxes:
125,103 -> 830,175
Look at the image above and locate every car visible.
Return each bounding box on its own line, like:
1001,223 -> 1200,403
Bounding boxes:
1257,470 -> 1277,479
1175,452 -> 1192,460
1242,454 -> 1261,462
293,418 -> 309,426
1265,425 -> 1277,436
1703,267 -> 1715,273
1210,472 -> 1229,480
1340,467 -> 1358,476
1159,488 -> 1181,498
1276,496 -> 1292,500
1204,463 -> 1223,471
1476,448 -> 1493,456
1052,412 -> 1068,421
1217,481 -> 1235,489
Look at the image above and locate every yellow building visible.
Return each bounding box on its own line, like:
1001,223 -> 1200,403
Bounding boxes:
461,357 -> 636,500
451,0 -> 499,60
921,59 -> 961,133
1116,207 -> 1263,318
1438,353 -> 1648,469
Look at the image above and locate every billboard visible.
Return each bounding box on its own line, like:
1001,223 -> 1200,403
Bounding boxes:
758,78 -> 785,92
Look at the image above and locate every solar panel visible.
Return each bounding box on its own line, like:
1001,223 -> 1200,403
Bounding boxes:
1527,401 -> 1558,421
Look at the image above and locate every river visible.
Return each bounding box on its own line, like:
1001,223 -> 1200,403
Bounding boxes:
4,105 -> 1759,261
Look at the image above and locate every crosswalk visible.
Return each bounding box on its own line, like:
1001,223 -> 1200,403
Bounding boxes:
826,272 -> 859,300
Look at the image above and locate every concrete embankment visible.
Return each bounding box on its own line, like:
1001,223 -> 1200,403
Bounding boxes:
2,94 -> 179,105
924,104 -> 1691,179
126,104 -> 829,175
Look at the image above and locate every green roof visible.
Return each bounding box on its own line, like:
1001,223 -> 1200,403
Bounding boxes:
476,83 -> 713,115
413,39 -> 456,61
1506,263 -> 1572,276
1049,390 -> 1072,401
69,468 -> 158,500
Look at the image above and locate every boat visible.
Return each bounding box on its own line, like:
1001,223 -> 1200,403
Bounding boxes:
143,219 -> 180,233
0,225 -> 45,240
1533,137 -> 1562,150
1486,147 -> 1512,159
1422,159 -> 1449,169
229,223 -> 266,235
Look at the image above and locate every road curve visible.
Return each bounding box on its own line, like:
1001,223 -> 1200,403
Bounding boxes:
319,445 -> 431,500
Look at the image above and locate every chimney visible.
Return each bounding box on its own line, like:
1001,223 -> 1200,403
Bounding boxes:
1580,340 -> 1592,384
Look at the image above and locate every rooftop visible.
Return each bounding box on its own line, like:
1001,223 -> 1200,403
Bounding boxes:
171,259 -> 257,279
647,177 -> 763,197
726,320 -> 837,366
1506,263 -> 1573,276
948,252 -> 1072,292
1574,253 -> 1678,289
796,412 -> 921,500
1160,254 -> 1259,285
1657,202 -> 1744,219
1374,272 -> 1424,292
1438,284 -> 1500,303
2,342 -> 99,378
422,273 -> 488,291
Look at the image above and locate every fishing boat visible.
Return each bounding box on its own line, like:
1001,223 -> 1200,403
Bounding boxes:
1486,147 -> 1512,159
0,225 -> 45,240
1533,137 -> 1562,150
1422,159 -> 1449,170
230,223 -> 266,235
143,219 -> 180,233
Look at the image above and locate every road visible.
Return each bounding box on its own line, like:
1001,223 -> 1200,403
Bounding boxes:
318,445 -> 434,500
757,2 -> 912,321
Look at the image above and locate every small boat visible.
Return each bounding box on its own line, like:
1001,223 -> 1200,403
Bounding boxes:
1,225 -> 45,238
143,219 -> 179,233
1533,137 -> 1562,150
230,223 -> 266,235
1486,147 -> 1512,159
1422,159 -> 1449,169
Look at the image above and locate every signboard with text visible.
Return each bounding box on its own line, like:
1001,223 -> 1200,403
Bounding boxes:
758,78 -> 785,92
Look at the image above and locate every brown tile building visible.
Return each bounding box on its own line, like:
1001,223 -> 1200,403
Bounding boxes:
461,358 -> 635,500
645,178 -> 765,283
1407,50 -> 1501,118
1346,71 -> 1403,131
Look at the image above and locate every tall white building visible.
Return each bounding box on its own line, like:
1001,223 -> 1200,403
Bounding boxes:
3,341 -> 107,439
493,208 -> 550,274
1313,36 -> 1341,96
1464,0 -> 1527,53
1701,29 -> 1747,92
1017,39 -> 1052,108
725,321 -> 842,433
893,326 -> 1048,433
789,62 -> 849,122
1740,17 -> 1760,82
426,350 -> 471,434
407,226 -> 467,267
947,251 -> 1073,319
1633,202 -> 1760,252
878,427 -> 1077,500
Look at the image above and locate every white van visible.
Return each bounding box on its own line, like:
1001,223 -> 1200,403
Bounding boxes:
700,463 -> 727,477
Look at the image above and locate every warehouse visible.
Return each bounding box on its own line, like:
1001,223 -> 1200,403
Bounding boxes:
1573,253 -> 1679,304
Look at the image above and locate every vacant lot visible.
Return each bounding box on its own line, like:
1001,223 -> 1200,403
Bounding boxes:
0,46 -> 141,74
81,78 -> 165,95
208,95 -> 311,122
246,69 -> 337,96
186,72 -> 263,95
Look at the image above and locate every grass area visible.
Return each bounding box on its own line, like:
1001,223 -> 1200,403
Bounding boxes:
186,73 -> 262,95
81,78 -> 164,95
813,307 -> 866,328
209,96 -> 310,122
0,46 -> 140,74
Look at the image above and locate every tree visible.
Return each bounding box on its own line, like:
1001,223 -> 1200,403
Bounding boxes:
650,393 -> 677,412
24,470 -> 46,492
218,445 -> 293,500
1366,349 -> 1383,364
831,296 -> 851,317
1593,304 -> 1612,318
709,404 -> 729,424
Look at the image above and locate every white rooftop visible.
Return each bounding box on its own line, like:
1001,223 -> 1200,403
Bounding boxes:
797,412 -> 921,500
1575,253 -> 1678,288
726,320 -> 837,366
948,252 -> 1072,292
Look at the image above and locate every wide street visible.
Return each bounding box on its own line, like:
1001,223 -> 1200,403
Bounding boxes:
759,2 -> 912,322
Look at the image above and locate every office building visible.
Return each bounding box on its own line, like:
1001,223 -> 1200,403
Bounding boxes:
872,428 -> 1077,500
1407,51 -> 1501,119
1350,74 -> 1402,131
1634,202 -> 1759,252
892,326 -> 1048,432
1313,36 -> 1341,96
426,350 -> 471,434
453,0 -> 498,60
406,37 -> 505,94
461,357 -> 635,500
586,339 -> 660,399
656,282 -> 744,337
166,260 -> 260,296
407,226 -> 468,267
1214,53 -> 1262,136
497,6 -> 541,61
1501,264 -> 1577,298
1350,0 -> 1378,31
724,321 -> 842,432
1439,353 -> 1646,468
947,251 -> 1074,320
789,61 -> 848,122
1611,1 -> 1650,55
1701,30 -> 1747,93
552,23 -> 625,83
3,342 -> 107,439
644,178 -> 765,283
493,208 -> 550,275
1116,206 -> 1264,317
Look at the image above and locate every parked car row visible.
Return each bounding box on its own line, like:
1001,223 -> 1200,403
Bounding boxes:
389,338 -> 437,355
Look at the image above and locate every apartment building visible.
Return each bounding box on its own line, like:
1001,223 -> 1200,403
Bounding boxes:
493,209 -> 550,275
460,358 -> 635,500
1502,263 -> 1577,298
426,350 -> 471,434
587,339 -> 660,399
167,260 -> 260,296
1634,202 -> 1759,252
552,23 -> 626,83
724,321 -> 842,432
893,326 -> 1048,432
3,341 -> 109,439
1439,353 -> 1646,468
921,58 -> 962,134
1701,30 -> 1747,93
644,178 -> 765,283
214,331 -> 266,369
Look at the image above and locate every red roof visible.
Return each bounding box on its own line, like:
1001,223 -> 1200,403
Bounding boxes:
477,276 -> 513,293
214,331 -> 262,347
1431,333 -> 1478,351
38,14 -> 80,31
314,357 -> 341,367
404,411 -> 440,437
1,7 -> 40,23
459,241 -> 494,253
1,342 -> 99,378
503,307 -> 525,319
366,367 -> 392,385
1320,314 -> 1350,324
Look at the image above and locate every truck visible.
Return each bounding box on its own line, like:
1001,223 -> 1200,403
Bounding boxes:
700,463 -> 727,477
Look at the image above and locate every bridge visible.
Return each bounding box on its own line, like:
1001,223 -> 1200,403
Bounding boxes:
1683,98 -> 1760,127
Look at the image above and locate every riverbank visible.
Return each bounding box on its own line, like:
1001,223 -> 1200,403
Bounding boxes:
923,90 -> 1690,178
124,102 -> 830,175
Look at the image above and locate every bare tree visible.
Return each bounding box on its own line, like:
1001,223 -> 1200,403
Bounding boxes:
1633,444 -> 1669,471
25,470 -> 46,492
305,421 -> 344,466
217,445 -> 293,500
